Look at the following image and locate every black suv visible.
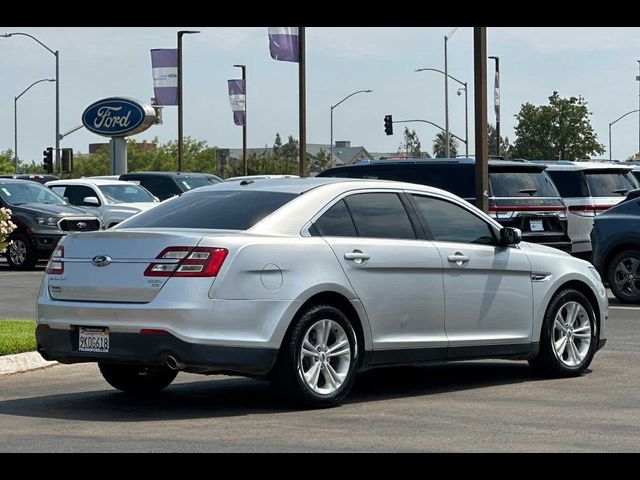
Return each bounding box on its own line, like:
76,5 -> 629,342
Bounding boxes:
0,174 -> 60,184
118,172 -> 222,201
318,158 -> 571,251
0,179 -> 101,269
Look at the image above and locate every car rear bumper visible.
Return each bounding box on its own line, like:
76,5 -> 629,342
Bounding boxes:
35,325 -> 278,376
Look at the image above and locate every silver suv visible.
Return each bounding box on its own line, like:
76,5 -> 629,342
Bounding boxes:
540,162 -> 638,257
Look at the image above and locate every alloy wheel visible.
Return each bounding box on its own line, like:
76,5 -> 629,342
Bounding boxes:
552,301 -> 592,367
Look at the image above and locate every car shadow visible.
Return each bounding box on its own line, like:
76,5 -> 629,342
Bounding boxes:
0,361 -> 567,422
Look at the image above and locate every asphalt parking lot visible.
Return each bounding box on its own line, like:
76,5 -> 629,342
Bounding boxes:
0,261 -> 638,452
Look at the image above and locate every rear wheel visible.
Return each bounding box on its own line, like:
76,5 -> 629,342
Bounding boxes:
607,250 -> 640,303
272,304 -> 359,408
6,233 -> 37,270
529,289 -> 597,377
98,363 -> 178,393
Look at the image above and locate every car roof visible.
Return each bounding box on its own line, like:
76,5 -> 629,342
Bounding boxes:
185,176 -> 460,196
226,175 -> 300,182
532,161 -> 634,171
0,178 -> 48,185
120,171 -> 211,177
337,157 -> 544,170
46,178 -> 138,186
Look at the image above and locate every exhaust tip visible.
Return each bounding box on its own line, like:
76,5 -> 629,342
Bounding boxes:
165,355 -> 185,371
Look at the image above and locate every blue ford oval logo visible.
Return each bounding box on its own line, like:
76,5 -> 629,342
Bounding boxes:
92,255 -> 112,267
82,98 -> 150,137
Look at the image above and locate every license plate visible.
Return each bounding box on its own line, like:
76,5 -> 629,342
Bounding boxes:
529,219 -> 544,232
78,327 -> 109,353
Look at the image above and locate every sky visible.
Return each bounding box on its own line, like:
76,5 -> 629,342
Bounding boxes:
2,26 -> 640,166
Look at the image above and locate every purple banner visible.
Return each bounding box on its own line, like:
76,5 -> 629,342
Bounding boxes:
494,70 -> 500,119
151,49 -> 178,106
268,27 -> 299,63
228,79 -> 246,126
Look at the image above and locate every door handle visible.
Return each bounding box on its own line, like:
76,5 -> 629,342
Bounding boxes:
447,252 -> 470,266
344,250 -> 370,264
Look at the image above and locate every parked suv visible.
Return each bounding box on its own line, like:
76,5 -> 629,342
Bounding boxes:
46,178 -> 159,229
0,179 -> 101,269
118,172 -> 219,201
539,162 -> 637,257
591,190 -> 640,303
318,158 -> 571,251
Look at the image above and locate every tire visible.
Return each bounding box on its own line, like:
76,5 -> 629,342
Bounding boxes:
5,233 -> 37,270
98,363 -> 178,393
607,250 -> 640,304
272,304 -> 359,408
529,289 -> 598,378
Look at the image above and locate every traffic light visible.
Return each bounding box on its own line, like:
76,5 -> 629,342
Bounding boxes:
42,147 -> 53,174
384,115 -> 393,136
61,148 -> 73,173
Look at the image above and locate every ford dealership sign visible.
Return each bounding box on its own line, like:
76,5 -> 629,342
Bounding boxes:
82,97 -> 156,137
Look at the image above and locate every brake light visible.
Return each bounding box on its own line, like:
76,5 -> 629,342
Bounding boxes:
144,246 -> 228,278
46,246 -> 64,275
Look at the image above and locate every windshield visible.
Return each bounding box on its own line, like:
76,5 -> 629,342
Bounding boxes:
98,184 -> 156,204
0,182 -> 66,206
585,171 -> 636,197
176,177 -> 211,191
489,171 -> 559,197
118,190 -> 298,230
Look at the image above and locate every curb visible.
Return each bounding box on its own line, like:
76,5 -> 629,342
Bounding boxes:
0,351 -> 58,376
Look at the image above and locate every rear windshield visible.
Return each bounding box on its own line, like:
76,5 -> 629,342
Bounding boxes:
489,171 -> 558,197
585,171 -> 636,197
117,190 -> 297,230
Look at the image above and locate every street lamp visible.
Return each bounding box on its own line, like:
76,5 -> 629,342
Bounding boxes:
14,78 -> 55,173
2,32 -> 60,173
609,109 -> 640,160
444,27 -> 460,158
233,64 -> 248,176
415,67 -> 468,156
488,56 -> 500,157
177,30 -> 200,172
330,89 -> 372,166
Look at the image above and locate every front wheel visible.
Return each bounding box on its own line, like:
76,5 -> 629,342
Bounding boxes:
98,363 -> 178,393
529,289 -> 597,377
6,233 -> 37,270
607,250 -> 640,303
272,304 -> 359,408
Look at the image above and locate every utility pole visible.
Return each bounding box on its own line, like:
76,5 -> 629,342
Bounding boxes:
474,27 -> 489,213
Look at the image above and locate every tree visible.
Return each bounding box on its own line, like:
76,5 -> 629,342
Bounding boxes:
309,148 -> 332,173
0,149 -> 14,174
398,128 -> 422,157
281,135 -> 299,159
433,132 -> 459,158
273,133 -> 283,155
510,91 -> 605,160
488,124 -> 511,158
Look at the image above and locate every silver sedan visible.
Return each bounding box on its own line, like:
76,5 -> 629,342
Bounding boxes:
36,178 -> 608,407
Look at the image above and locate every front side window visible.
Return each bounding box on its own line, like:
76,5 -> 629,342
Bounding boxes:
344,193 -> 416,240
65,185 -> 100,206
412,195 -> 495,245
98,184 -> 156,204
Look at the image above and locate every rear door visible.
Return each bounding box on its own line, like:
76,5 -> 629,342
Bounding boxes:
313,191 -> 447,350
409,192 -> 533,350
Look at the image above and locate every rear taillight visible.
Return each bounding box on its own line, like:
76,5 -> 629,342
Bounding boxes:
144,246 -> 228,278
46,246 -> 64,275
568,205 -> 596,217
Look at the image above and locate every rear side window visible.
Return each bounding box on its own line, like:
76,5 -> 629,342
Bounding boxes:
312,200 -> 357,237
546,170 -> 589,197
489,170 -> 558,197
344,193 -> 416,240
118,191 -> 297,230
585,171 -> 636,197
412,195 -> 495,245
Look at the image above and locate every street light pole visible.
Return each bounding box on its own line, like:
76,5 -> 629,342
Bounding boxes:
415,68 -> 468,156
444,27 -> 459,158
2,32 -> 60,173
233,64 -> 247,176
177,30 -> 200,172
489,56 -> 500,157
14,78 -> 55,173
330,89 -> 372,167
609,109 -> 640,160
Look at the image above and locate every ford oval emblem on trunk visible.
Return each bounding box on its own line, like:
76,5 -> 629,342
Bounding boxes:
92,255 -> 112,267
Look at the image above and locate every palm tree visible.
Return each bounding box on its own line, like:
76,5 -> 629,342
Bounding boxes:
433,132 -> 459,158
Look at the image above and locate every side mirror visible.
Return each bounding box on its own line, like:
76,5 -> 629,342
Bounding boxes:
83,196 -> 100,206
500,227 -> 522,246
